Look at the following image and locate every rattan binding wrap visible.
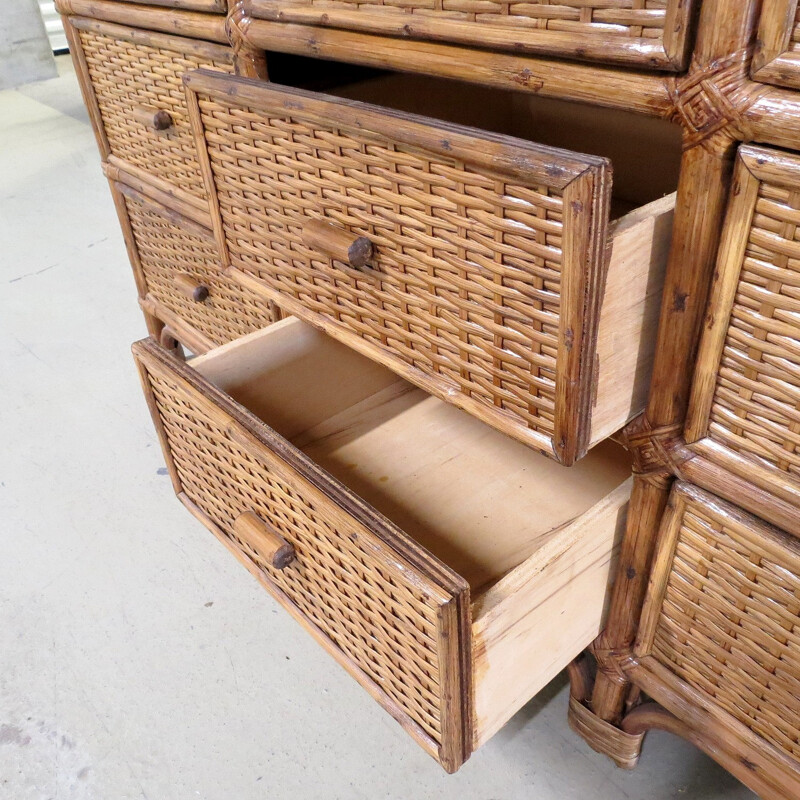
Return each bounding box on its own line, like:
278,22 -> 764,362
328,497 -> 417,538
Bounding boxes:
187,70 -> 612,463
121,187 -> 276,347
637,483 -> 800,763
567,696 -> 644,769
74,18 -> 233,200
133,340 -> 471,770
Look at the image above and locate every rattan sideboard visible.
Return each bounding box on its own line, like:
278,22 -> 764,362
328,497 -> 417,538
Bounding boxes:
57,0 -> 800,794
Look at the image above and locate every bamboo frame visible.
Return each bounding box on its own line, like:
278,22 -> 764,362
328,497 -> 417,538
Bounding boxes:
59,0 -> 800,787
752,0 -> 800,88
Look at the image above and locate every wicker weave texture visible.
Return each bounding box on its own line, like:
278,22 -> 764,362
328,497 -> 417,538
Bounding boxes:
708,179 -> 800,478
79,28 -> 232,199
140,354 -> 454,751
197,95 -> 572,449
792,4 -> 800,51
650,486 -> 800,762
125,195 -> 275,345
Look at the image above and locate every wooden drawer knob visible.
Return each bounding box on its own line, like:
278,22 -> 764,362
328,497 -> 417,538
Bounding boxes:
131,104 -> 173,131
174,273 -> 209,302
233,510 -> 295,570
302,218 -> 373,268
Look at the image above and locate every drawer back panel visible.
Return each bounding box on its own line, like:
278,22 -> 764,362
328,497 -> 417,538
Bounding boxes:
687,145 -> 800,493
636,483 -> 800,763
71,18 -> 233,200
120,186 -> 276,346
134,341 -> 471,770
186,70 -> 612,463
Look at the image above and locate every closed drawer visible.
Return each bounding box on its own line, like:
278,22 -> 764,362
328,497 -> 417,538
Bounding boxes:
244,0 -> 696,71
133,316 -> 631,771
753,0 -> 800,90
67,17 -> 233,212
116,183 -> 278,352
187,70 -> 676,465
685,145 -> 800,520
109,0 -> 226,11
633,483 -> 800,787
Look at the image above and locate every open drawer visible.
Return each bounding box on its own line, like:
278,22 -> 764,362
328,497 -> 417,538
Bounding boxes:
134,317 -> 631,771
187,69 -> 677,465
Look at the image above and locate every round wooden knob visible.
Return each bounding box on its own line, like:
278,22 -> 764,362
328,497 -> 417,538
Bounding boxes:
132,104 -> 173,131
174,273 -> 209,302
233,511 -> 295,570
302,218 -> 373,268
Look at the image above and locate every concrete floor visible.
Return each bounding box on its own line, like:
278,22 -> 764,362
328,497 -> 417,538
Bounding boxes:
0,57 -> 758,800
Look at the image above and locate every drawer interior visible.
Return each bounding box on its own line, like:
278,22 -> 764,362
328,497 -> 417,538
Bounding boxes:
192,317 -> 630,596
285,67 -> 683,212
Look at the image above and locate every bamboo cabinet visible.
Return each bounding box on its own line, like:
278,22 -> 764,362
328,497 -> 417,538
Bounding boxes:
58,0 -> 800,793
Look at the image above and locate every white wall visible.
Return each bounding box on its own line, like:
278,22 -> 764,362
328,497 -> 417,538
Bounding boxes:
0,0 -> 57,89
38,0 -> 68,52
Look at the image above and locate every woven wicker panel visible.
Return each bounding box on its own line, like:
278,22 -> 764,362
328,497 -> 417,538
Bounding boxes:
135,344 -> 469,764
706,178 -> 800,478
78,27 -> 232,200
124,194 -> 275,346
190,75 -> 615,457
647,485 -> 800,761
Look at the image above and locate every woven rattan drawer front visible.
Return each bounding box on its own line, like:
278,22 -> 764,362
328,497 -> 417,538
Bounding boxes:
635,483 -> 800,766
245,0 -> 695,70
68,17 -> 233,203
753,0 -> 800,90
133,337 -> 471,771
117,184 -> 276,351
187,71 -> 622,464
686,145 -> 800,515
108,0 -> 227,11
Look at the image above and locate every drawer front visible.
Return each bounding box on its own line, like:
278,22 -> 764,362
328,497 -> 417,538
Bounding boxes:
118,185 -> 277,349
69,17 -> 233,201
753,0 -> 800,90
187,70 -> 613,464
635,483 -> 800,765
133,339 -> 471,771
245,0 -> 695,71
686,145 -> 800,504
110,0 -> 227,11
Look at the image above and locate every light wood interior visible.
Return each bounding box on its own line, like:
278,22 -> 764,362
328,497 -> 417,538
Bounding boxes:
193,317 -> 631,595
325,72 -> 683,210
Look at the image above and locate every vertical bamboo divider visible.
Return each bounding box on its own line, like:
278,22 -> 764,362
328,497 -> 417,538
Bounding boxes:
227,0 -> 268,78
586,0 -> 763,732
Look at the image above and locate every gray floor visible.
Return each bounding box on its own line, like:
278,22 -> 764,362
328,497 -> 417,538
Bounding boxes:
0,57 -> 757,800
